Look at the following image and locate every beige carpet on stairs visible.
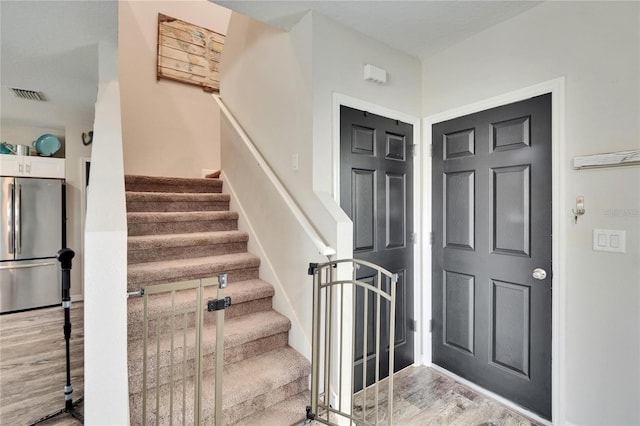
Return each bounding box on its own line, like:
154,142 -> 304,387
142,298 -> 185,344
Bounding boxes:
125,175 -> 310,425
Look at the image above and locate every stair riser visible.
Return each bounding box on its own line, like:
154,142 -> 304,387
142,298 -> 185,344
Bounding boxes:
232,391 -> 310,426
126,201 -> 230,213
128,267 -> 259,291
127,297 -> 273,339
128,374 -> 309,426
128,332 -> 289,395
125,183 -> 222,193
221,375 -> 309,425
128,219 -> 237,237
128,242 -> 248,264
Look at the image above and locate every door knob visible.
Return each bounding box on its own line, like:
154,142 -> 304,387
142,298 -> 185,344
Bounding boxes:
532,268 -> 547,280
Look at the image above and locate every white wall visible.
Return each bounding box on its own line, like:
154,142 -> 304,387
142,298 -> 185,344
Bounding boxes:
221,12 -> 423,411
220,13 -> 352,358
310,13 -> 422,193
221,11 -> 316,216
422,2 -> 640,424
119,0 -> 230,178
220,114 -> 321,359
84,80 -> 129,425
221,11 -> 422,224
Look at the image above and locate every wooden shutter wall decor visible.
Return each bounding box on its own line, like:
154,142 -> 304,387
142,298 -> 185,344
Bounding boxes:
157,13 -> 224,93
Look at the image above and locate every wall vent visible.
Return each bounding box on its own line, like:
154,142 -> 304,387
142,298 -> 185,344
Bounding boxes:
10,88 -> 46,101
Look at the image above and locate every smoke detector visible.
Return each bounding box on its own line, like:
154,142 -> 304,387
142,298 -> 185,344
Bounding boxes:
10,88 -> 46,101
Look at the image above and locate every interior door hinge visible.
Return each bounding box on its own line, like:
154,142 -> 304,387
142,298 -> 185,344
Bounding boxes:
410,320 -> 417,332
429,319 -> 433,333
429,144 -> 433,157
408,143 -> 416,157
410,232 -> 417,244
429,232 -> 434,245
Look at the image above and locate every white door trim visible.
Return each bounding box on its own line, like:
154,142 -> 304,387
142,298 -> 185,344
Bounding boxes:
332,92 -> 423,366
422,77 -> 566,425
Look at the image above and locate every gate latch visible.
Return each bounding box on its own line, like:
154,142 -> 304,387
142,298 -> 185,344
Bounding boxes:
207,297 -> 232,312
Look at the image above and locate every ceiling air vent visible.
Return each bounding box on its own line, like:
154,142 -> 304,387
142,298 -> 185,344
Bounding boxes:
10,88 -> 46,101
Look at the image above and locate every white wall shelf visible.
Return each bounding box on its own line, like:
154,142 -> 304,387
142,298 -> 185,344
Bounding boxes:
573,149 -> 640,170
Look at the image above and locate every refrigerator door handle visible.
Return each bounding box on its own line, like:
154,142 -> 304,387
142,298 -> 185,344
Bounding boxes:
0,261 -> 57,270
7,183 -> 14,254
15,184 -> 21,254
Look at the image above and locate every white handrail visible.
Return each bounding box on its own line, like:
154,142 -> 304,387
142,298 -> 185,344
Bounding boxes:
213,94 -> 336,257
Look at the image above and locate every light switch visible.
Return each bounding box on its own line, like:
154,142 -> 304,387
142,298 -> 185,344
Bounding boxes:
610,234 -> 620,249
593,229 -> 626,253
291,154 -> 299,171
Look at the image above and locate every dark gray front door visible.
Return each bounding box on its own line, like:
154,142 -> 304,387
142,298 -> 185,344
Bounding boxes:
340,106 -> 414,391
432,94 -> 552,418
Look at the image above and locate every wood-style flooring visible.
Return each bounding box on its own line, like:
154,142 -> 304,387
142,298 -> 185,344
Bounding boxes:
0,303 -> 84,426
1,303 -> 538,425
309,367 -> 540,426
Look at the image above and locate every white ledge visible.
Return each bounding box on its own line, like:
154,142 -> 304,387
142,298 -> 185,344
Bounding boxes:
573,149 -> 640,170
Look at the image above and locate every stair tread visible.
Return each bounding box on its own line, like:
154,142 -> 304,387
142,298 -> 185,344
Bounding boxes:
126,192 -> 230,201
127,211 -> 238,223
127,309 -> 291,363
127,253 -> 260,286
128,252 -> 260,274
128,231 -> 249,250
125,175 -> 223,194
231,391 -> 309,426
125,175 -> 223,186
214,346 -> 310,408
126,173 -> 310,424
130,346 -> 309,423
128,278 -> 274,317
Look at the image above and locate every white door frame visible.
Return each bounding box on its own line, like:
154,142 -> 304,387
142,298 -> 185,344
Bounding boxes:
332,92 -> 424,367
422,77 -> 566,425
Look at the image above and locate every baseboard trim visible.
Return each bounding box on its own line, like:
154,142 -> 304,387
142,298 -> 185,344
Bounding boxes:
430,364 -> 552,426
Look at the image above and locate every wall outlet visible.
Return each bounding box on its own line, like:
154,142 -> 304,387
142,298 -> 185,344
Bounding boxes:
291,154 -> 299,171
593,229 -> 626,253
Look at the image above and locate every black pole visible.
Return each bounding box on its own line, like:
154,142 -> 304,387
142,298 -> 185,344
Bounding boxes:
59,248 -> 74,412
30,248 -> 83,425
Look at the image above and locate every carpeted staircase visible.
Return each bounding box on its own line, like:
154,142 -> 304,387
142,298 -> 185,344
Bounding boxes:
125,175 -> 310,425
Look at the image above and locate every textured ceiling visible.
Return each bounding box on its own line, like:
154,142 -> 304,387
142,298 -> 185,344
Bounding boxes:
0,0 -> 118,130
213,1 -> 542,59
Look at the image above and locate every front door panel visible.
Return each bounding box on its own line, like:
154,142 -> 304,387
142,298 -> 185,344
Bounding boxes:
432,94 -> 552,418
340,106 -> 415,391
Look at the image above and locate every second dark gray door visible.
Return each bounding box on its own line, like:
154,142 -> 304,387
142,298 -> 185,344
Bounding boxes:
340,106 -> 414,391
432,94 -> 552,418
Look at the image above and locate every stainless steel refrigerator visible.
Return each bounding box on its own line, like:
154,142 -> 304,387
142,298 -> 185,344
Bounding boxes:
1,177 -> 66,313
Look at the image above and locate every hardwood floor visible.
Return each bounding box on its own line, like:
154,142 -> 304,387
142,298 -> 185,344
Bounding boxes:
0,303 -> 84,426
309,367 -> 540,426
1,303 -> 538,426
